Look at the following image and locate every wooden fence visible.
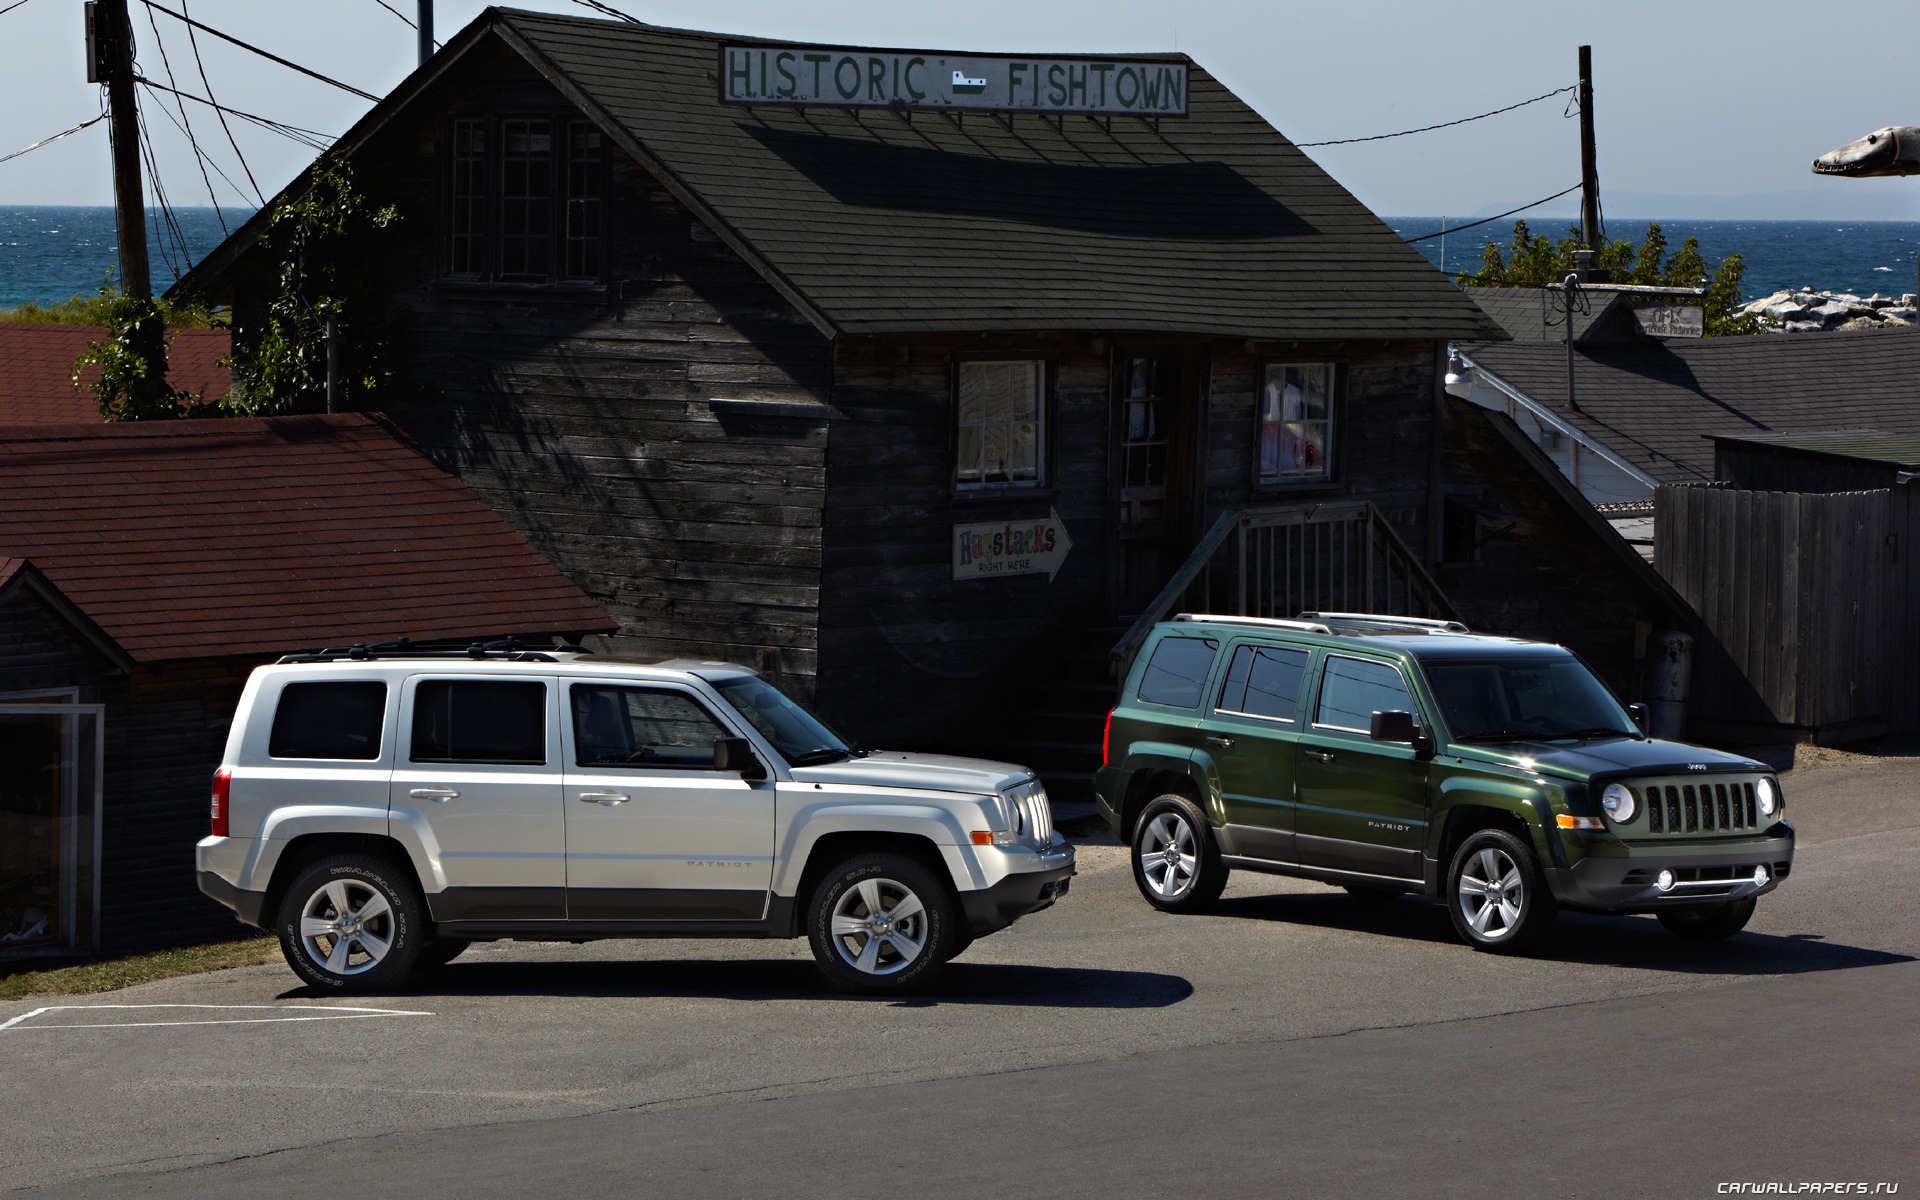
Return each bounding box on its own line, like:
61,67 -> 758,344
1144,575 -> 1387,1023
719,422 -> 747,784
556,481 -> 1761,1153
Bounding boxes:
1655,483 -> 1920,742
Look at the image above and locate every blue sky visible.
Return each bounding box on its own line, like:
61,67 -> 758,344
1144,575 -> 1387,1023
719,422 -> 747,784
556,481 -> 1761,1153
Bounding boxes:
2,0 -> 1916,220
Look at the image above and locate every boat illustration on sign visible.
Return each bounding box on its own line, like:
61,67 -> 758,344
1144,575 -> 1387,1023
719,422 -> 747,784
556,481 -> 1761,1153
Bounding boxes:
951,70 -> 987,95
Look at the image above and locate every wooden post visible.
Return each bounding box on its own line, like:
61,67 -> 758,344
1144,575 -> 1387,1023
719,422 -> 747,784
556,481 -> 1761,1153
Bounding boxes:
92,0 -> 150,299
417,0 -> 433,67
1578,45 -> 1601,252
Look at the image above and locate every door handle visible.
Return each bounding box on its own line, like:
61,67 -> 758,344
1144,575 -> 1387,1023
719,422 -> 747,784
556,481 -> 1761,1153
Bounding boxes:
577,791 -> 630,806
1305,750 -> 1336,764
1205,735 -> 1234,749
410,787 -> 459,802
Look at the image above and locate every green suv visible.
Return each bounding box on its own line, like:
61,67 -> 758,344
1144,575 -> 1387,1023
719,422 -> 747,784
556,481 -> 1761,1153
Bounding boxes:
1094,614 -> 1794,950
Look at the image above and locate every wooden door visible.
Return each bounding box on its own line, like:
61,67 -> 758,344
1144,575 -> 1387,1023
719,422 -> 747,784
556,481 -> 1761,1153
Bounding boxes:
1113,347 -> 1203,614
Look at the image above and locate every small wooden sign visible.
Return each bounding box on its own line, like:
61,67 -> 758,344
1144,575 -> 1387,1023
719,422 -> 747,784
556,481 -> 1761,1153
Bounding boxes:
953,510 -> 1074,582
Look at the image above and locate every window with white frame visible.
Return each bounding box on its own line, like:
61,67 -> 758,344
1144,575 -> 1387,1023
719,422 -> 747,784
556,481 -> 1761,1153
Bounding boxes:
1256,362 -> 1334,484
955,360 -> 1045,488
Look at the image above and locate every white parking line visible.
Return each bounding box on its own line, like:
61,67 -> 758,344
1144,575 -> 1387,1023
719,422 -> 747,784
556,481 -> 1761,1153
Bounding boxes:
0,1003 -> 433,1032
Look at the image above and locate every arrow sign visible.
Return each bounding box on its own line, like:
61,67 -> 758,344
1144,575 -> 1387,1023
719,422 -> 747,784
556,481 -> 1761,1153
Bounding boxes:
952,509 -> 1074,582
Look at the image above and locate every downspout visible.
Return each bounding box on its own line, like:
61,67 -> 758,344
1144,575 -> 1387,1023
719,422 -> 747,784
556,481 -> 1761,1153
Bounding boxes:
1428,342 -> 1446,568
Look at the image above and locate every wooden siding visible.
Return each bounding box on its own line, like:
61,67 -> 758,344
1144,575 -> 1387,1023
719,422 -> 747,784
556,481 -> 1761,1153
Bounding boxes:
0,594 -> 104,698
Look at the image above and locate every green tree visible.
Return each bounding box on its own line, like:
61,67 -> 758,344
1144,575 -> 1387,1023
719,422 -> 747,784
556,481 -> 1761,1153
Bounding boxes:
1458,220 -> 1760,336
222,155 -> 402,415
67,278 -> 225,421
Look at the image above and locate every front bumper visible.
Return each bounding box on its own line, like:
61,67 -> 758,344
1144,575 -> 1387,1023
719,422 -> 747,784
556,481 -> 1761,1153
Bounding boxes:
960,844 -> 1075,935
1546,821 -> 1795,912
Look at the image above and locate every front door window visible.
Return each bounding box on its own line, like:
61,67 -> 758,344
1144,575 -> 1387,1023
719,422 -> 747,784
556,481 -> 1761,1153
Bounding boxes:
1114,351 -> 1198,612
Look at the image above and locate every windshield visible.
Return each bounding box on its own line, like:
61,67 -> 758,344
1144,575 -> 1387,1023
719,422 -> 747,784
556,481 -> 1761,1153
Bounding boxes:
711,675 -> 856,765
1424,657 -> 1639,743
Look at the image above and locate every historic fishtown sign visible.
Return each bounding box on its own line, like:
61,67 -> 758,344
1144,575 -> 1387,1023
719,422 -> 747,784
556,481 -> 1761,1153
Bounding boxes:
953,511 -> 1074,582
719,46 -> 1189,117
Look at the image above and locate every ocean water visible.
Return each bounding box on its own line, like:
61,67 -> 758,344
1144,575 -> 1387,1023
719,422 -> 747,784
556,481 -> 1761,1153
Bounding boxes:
4,206 -> 1918,310
1391,216 -> 1920,302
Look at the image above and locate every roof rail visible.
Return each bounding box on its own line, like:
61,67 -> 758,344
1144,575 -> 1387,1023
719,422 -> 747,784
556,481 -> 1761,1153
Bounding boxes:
275,636 -> 578,664
1174,613 -> 1335,635
1298,612 -> 1473,633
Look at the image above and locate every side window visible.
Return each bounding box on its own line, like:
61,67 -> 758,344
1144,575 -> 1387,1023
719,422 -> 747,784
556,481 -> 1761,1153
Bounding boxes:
1137,637 -> 1219,709
410,680 -> 547,765
571,685 -> 730,769
269,681 -> 387,760
955,360 -> 1046,488
1315,657 -> 1416,733
1256,362 -> 1334,485
1217,645 -> 1309,721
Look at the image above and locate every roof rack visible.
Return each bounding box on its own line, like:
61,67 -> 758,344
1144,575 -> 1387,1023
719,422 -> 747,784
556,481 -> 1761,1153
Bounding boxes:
275,636 -> 595,665
1298,612 -> 1473,633
1174,613 -> 1335,635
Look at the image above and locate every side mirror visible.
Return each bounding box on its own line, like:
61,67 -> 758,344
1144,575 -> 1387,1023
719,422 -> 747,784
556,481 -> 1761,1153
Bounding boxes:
714,736 -> 767,781
1370,710 -> 1418,743
1628,703 -> 1649,732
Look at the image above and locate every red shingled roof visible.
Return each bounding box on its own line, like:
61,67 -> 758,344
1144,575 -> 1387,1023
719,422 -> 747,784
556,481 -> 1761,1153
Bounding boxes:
0,323 -> 232,424
0,414 -> 613,662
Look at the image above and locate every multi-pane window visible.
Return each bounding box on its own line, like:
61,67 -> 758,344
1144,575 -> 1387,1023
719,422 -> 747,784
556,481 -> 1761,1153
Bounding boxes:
448,120 -> 487,277
955,360 -> 1045,488
565,122 -> 603,280
1121,356 -> 1170,487
1256,362 -> 1334,484
446,116 -> 603,282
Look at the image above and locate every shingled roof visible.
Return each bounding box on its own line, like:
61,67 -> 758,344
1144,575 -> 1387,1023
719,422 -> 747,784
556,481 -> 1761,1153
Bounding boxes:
0,324 -> 231,424
174,7 -> 1500,343
0,414 -> 613,662
1459,327 -> 1920,485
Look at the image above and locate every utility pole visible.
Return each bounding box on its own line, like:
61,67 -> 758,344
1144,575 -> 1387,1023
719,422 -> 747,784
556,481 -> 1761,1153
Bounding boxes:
87,0 -> 150,299
1578,45 -> 1601,255
418,0 -> 433,67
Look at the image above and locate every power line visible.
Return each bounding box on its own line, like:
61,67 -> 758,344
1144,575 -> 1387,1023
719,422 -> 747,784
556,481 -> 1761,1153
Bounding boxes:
182,0 -> 264,205
0,0 -> 37,16
134,77 -> 334,150
1298,84 -> 1576,148
0,111 -> 107,167
1403,183 -> 1583,244
568,0 -> 640,22
142,0 -> 228,233
138,0 -> 379,102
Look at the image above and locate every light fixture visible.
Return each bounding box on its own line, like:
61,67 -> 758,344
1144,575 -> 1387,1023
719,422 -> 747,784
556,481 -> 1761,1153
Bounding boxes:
1443,349 -> 1474,399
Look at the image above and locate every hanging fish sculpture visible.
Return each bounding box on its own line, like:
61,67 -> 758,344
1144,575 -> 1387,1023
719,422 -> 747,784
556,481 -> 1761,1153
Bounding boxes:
1811,126 -> 1920,177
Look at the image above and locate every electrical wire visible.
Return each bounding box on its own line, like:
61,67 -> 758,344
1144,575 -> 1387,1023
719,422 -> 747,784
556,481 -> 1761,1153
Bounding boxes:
1297,84 -> 1576,148
182,0 -> 264,205
141,73 -> 253,211
1404,184 -> 1582,244
0,111 -> 107,167
136,101 -> 192,281
138,0 -> 379,101
142,0 -> 229,233
568,0 -> 639,22
0,0 -> 37,16
134,78 -> 334,150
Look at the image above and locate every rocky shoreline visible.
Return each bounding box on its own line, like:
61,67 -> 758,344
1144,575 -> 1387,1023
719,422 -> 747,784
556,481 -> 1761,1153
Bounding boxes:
1737,289 -> 1917,332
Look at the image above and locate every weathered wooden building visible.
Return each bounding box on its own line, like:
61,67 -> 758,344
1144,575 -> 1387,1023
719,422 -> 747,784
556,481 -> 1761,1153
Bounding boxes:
176,10 -> 1503,778
0,415 -> 610,958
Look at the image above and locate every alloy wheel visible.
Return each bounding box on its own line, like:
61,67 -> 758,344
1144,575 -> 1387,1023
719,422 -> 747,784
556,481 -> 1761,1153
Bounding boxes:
1456,845 -> 1526,939
1139,812 -> 1198,900
298,878 -> 395,976
828,877 -> 928,976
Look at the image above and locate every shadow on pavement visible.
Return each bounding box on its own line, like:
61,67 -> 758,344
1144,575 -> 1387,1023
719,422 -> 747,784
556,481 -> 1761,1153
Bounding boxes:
1209,890 -> 1914,975
278,958 -> 1193,1008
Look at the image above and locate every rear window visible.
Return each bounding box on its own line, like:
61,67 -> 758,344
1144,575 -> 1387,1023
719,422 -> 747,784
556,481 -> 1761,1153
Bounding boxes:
1218,644 -> 1309,720
410,680 -> 547,765
269,681 -> 388,760
1137,637 -> 1219,708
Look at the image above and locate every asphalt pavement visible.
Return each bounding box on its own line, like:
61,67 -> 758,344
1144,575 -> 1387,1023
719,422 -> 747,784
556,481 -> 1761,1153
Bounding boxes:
4,747 -> 1916,1198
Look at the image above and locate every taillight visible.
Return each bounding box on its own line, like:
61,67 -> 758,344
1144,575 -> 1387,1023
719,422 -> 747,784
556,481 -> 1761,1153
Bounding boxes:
211,768 -> 232,837
1102,709 -> 1116,768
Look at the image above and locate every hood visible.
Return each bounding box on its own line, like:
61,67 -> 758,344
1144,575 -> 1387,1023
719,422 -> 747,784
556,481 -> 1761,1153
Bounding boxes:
1452,735 -> 1768,782
789,750 -> 1033,795
1811,126 -> 1920,177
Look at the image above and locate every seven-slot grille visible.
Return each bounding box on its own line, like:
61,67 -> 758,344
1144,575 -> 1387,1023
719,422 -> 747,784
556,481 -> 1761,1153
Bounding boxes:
1639,779 -> 1760,834
1013,783 -> 1054,844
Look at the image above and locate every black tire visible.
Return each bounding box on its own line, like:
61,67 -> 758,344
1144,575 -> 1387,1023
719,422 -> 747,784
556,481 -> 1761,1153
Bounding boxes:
276,854 -> 425,993
806,852 -> 957,994
417,937 -> 472,970
1446,828 -> 1557,952
944,926 -> 977,963
1130,793 -> 1227,914
1656,897 -> 1756,941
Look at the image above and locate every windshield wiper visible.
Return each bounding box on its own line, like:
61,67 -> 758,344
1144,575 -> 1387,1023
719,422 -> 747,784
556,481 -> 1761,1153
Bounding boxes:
1550,726 -> 1641,741
787,748 -> 855,766
1456,730 -> 1551,743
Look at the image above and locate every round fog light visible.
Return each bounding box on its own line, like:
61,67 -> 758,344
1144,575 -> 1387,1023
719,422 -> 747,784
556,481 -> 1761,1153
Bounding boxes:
1655,869 -> 1676,893
1753,865 -> 1770,887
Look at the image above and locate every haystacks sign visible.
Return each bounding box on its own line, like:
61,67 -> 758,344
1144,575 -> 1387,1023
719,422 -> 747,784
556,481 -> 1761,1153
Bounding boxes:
720,46 -> 1188,116
953,511 -> 1074,582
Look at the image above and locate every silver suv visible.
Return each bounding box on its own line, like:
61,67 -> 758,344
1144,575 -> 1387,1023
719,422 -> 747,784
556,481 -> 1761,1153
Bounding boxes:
197,645 -> 1073,994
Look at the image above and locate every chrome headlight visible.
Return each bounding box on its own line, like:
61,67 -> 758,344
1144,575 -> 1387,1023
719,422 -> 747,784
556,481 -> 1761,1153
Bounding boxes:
1756,778 -> 1777,816
1600,782 -> 1636,824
